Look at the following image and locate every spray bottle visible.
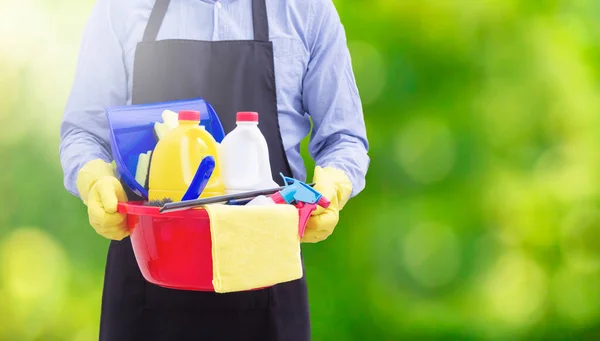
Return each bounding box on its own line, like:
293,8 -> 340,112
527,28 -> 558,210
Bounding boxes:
247,175 -> 331,237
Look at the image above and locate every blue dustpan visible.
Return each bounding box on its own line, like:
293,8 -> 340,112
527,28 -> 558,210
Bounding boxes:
106,98 -> 225,199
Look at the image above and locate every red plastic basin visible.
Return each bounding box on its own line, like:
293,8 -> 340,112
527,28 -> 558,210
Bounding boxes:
117,202 -> 214,291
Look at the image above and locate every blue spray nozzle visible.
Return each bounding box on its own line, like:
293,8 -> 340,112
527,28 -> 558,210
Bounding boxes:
277,173 -> 323,204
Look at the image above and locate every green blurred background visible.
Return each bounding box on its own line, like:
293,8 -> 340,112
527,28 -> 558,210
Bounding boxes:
2,0 -> 600,340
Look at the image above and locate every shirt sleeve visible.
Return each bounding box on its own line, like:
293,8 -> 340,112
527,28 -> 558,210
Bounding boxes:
59,0 -> 128,197
302,0 -> 370,197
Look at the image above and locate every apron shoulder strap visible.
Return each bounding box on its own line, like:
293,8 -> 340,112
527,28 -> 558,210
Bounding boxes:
142,0 -> 270,43
142,0 -> 171,42
252,0 -> 270,41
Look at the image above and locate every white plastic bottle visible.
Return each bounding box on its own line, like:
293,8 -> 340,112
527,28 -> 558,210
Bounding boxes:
246,195 -> 277,206
220,112 -> 279,194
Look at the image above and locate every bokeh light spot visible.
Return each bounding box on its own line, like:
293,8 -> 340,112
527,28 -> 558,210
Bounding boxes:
534,143 -> 598,202
0,227 -> 69,302
479,251 -> 547,328
0,63 -> 30,147
402,222 -> 461,288
477,82 -> 536,150
483,173 -> 559,248
348,40 -> 386,105
395,117 -> 456,184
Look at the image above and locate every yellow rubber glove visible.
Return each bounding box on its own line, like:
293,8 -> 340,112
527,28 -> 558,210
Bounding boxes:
302,166 -> 353,243
76,159 -> 129,241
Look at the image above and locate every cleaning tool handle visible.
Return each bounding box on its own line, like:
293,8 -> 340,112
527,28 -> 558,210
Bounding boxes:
293,193 -> 330,238
317,196 -> 331,209
159,183 -> 315,213
270,192 -> 287,204
296,202 -> 317,238
160,186 -> 285,212
225,198 -> 253,205
181,156 -> 215,201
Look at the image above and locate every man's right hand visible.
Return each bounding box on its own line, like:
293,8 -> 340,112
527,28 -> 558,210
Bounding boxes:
76,159 -> 129,240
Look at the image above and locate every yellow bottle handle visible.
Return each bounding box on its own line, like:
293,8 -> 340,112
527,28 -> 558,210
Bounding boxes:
183,126 -> 209,150
182,126 -> 220,179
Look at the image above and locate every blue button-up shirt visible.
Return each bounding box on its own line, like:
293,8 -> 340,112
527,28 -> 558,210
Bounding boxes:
60,0 -> 369,198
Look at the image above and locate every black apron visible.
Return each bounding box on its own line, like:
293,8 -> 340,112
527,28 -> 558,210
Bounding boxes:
99,0 -> 310,340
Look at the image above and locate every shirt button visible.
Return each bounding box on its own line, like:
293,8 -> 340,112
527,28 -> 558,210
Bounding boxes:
215,1 -> 222,9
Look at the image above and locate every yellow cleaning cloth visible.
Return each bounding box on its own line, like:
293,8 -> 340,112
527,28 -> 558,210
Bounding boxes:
205,204 -> 303,293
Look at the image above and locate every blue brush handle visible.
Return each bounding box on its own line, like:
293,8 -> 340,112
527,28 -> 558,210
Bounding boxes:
182,156 -> 216,201
226,198 -> 253,205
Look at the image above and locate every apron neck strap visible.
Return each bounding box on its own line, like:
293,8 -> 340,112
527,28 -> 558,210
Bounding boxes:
251,0 -> 269,41
142,0 -> 270,42
142,0 -> 171,42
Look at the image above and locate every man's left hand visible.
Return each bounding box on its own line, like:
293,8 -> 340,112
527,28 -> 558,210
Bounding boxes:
302,166 -> 353,243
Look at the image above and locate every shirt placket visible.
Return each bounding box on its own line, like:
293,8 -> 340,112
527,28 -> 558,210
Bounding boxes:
212,1 -> 222,40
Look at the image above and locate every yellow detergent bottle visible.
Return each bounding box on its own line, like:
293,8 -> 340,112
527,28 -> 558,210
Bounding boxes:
149,110 -> 225,201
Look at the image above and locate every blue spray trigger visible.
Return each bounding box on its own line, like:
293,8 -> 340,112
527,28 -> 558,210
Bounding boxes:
277,173 -> 323,204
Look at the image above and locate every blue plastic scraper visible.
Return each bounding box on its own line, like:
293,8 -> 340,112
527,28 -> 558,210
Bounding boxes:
181,156 -> 216,201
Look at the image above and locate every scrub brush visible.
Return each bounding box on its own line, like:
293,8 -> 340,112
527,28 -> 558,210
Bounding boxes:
144,198 -> 173,207
153,122 -> 169,141
153,110 -> 179,141
162,110 -> 179,129
143,147 -> 172,206
134,150 -> 152,188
